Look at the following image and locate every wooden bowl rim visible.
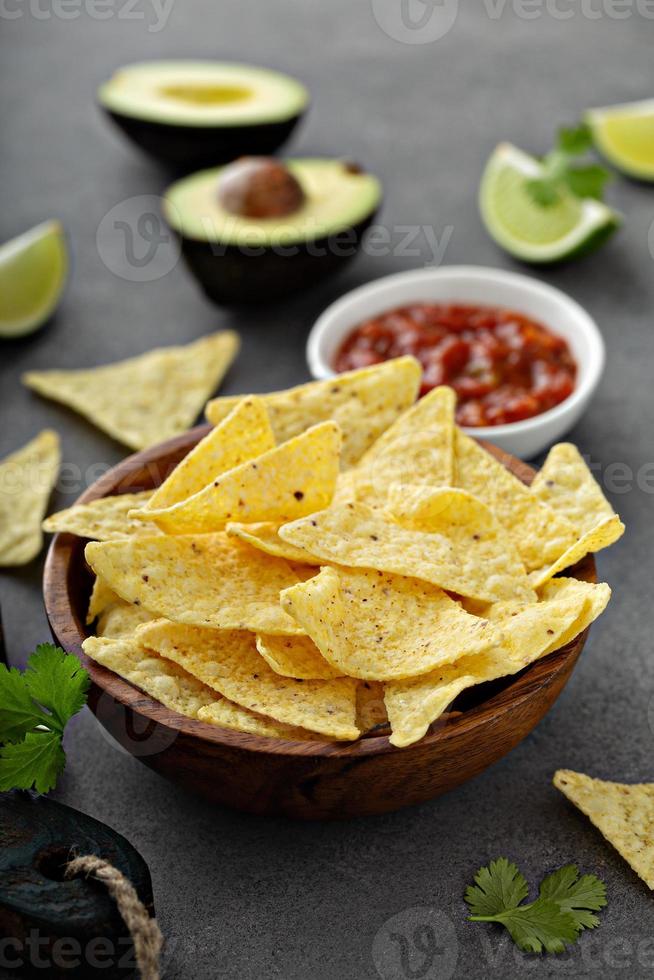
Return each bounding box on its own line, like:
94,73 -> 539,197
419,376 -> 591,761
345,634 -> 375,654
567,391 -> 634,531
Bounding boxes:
44,424 -> 595,759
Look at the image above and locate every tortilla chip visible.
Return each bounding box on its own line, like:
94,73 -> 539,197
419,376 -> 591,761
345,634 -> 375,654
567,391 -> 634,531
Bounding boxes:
140,396 -> 275,513
0,430 -> 60,566
44,490 -> 158,541
530,515 -> 625,589
205,356 -> 422,467
384,589 -> 595,747
226,521 -> 320,565
357,681 -> 388,734
86,575 -> 119,624
280,501 -> 533,603
97,601 -> 156,639
281,565 -> 498,680
531,443 -> 615,536
539,578 -> 611,653
23,331 -> 239,450
83,634 -> 218,718
197,702 -> 324,741
137,620 -> 359,739
351,386 -> 455,504
554,770 -> 654,890
454,430 -> 578,571
140,421 -> 342,534
255,634 -> 342,680
85,533 -> 303,635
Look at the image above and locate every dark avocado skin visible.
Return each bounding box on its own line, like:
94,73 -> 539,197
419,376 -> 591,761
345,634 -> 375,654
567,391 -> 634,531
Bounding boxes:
103,108 -> 304,173
174,209 -> 379,305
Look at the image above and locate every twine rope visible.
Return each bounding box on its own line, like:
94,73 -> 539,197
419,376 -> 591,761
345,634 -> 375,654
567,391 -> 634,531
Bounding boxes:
66,854 -> 163,980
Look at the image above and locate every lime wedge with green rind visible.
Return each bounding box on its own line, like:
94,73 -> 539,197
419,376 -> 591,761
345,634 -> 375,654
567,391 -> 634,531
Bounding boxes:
586,98 -> 654,182
479,143 -> 619,264
0,220 -> 68,339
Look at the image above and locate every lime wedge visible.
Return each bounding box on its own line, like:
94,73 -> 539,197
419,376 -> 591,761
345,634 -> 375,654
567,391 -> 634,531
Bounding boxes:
0,220 -> 68,339
479,143 -> 619,263
587,98 -> 654,181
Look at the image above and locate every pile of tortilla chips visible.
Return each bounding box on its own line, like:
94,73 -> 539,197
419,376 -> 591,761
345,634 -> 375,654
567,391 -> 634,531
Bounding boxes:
46,357 -> 624,747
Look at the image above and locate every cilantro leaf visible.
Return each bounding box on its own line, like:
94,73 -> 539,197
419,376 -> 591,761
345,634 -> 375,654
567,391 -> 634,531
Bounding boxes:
563,165 -> 612,202
523,121 -> 613,209
539,864 -> 607,932
0,663 -> 53,743
465,859 -> 607,955
464,857 -> 529,916
0,731 -> 66,794
557,123 -> 593,157
25,644 -> 90,731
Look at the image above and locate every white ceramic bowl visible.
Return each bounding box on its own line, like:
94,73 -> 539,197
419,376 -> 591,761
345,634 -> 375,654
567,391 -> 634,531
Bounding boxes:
306,266 -> 605,458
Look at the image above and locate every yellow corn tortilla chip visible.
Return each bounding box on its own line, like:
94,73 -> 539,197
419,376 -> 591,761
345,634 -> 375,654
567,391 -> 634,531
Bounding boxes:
44,490 -> 158,541
137,620 -> 359,739
454,430 -> 578,571
351,386 -> 455,504
85,533 -> 303,635
255,634 -> 342,680
96,601 -> 156,639
86,575 -> 119,624
530,515 -> 625,590
554,770 -> 654,890
83,634 -> 218,718
539,578 -> 611,654
384,588 -> 597,747
140,396 -> 275,513
197,702 -> 324,741
205,356 -> 422,468
357,681 -> 388,734
531,443 -> 615,536
23,331 -> 239,450
140,421 -> 342,534
0,430 -> 60,566
281,565 -> 498,680
280,501 -> 532,603
226,521 -> 321,565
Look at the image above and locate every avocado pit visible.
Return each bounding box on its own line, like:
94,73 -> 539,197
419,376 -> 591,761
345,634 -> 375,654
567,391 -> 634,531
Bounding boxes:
217,157 -> 306,219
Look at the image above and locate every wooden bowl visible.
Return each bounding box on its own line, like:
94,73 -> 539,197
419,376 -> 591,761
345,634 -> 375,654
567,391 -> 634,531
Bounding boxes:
44,427 -> 596,820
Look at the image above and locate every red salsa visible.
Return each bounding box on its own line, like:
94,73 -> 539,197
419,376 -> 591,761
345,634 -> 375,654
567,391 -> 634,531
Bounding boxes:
334,302 -> 577,426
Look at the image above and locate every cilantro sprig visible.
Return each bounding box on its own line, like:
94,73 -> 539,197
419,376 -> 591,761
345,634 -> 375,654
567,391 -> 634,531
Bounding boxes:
465,857 -> 607,954
0,643 -> 89,794
526,123 -> 612,207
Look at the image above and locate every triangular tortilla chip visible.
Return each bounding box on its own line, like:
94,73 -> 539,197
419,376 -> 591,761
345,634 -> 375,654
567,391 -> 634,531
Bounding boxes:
384,586 -> 600,747
197,702 -> 324,741
97,601 -> 156,639
140,421 -> 342,534
44,490 -> 158,541
85,533 -> 303,635
86,575 -> 119,624
554,770 -> 654,890
349,386 -> 455,504
0,430 -> 60,566
454,430 -> 578,571
140,396 -> 274,513
281,565 -> 498,680
23,331 -> 239,450
226,521 -> 321,564
530,515 -> 624,589
539,578 -> 611,653
531,443 -> 616,536
205,356 -> 421,467
357,681 -> 388,734
137,620 -> 359,739
255,634 -> 342,680
280,500 -> 533,603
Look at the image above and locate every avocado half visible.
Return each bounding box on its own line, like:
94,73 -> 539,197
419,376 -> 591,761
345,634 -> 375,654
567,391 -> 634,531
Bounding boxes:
163,159 -> 382,304
98,61 -> 309,172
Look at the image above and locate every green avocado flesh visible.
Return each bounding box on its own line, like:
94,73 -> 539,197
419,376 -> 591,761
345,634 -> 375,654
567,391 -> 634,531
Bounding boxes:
98,61 -> 309,127
164,159 -> 382,246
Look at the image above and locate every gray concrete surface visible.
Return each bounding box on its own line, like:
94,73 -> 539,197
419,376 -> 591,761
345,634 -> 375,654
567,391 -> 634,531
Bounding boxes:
1,2 -> 653,977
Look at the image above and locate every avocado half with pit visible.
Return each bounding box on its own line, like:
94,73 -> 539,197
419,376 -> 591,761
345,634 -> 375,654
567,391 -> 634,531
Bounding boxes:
98,61 -> 309,172
163,158 -> 382,304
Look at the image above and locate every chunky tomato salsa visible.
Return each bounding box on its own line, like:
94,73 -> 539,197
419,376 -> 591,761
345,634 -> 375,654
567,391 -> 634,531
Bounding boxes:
334,302 -> 577,426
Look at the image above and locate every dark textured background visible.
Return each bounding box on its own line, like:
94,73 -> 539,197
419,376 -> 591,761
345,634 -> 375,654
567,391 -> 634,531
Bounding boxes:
1,2 -> 653,978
